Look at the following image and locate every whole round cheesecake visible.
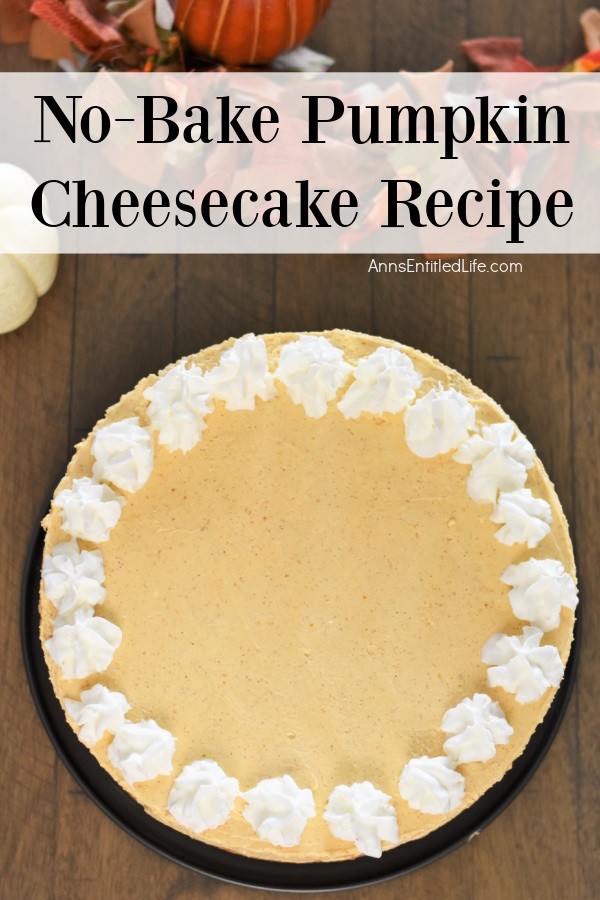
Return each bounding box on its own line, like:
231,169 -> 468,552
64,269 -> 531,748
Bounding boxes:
39,330 -> 578,863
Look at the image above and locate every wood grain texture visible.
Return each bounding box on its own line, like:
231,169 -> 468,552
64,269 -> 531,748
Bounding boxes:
0,2 -> 597,898
312,0 -> 375,70
0,258 -> 76,900
569,256 -> 599,900
469,257 -> 582,900
177,256 -> 275,356
374,0 -> 468,72
274,256 -> 372,333
70,255 -> 177,438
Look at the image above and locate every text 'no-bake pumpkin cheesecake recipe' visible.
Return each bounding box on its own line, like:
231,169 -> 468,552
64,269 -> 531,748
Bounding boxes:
39,330 -> 577,863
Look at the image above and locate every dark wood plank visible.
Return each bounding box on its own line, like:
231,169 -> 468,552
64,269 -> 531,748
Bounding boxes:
176,256 -> 275,357
469,258 -> 572,492
375,0 -> 468,71
467,0 -> 591,67
312,0 -> 376,71
468,256 -> 581,899
569,254 -> 600,900
0,257 -> 76,899
274,255 -> 372,334
53,254 -> 178,898
0,43 -> 51,71
70,255 -> 177,438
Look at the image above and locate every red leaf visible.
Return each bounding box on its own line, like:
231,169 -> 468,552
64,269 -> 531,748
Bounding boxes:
30,0 -> 123,55
461,37 -> 539,72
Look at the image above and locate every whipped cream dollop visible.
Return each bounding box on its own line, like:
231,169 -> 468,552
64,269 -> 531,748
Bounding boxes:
54,477 -> 125,543
500,558 -> 578,632
399,756 -> 465,815
337,347 -> 423,419
323,781 -> 399,858
274,335 -> 354,418
42,539 -> 106,622
241,774 -> 316,847
168,760 -> 240,833
91,417 -> 154,493
205,334 -> 276,411
64,684 -> 130,747
143,361 -> 213,453
45,608 -> 122,679
482,626 -> 564,703
108,719 -> 176,784
491,488 -> 552,548
404,387 -> 476,458
454,422 -> 535,504
441,693 -> 514,764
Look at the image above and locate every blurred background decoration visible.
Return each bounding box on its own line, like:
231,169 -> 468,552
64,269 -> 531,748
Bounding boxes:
0,0 -> 598,73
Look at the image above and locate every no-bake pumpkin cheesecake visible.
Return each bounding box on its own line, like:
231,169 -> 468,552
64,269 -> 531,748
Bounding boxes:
39,330 -> 577,863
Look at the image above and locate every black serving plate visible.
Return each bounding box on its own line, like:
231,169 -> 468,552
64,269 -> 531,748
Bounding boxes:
22,520 -> 580,893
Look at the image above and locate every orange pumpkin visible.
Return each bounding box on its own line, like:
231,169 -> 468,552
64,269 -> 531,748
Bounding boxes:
175,0 -> 333,66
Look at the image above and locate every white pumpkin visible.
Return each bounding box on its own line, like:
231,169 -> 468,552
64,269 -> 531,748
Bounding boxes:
0,163 -> 59,334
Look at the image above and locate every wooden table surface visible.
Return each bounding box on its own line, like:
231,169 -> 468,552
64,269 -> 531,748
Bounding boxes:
0,1 -> 598,898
